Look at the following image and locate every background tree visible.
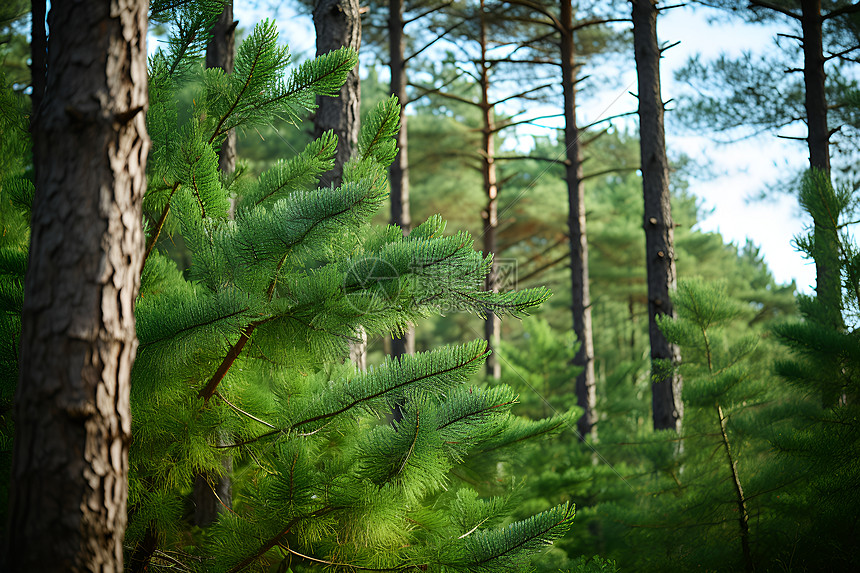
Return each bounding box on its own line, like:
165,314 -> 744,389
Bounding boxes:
770,170 -> 860,569
494,0 -> 630,439
194,0 -> 238,528
5,0 -> 149,569
313,0 -> 366,368
314,0 -> 362,190
206,0 -> 237,176
407,0 -> 564,379
678,0 -> 860,331
0,1 -> 29,94
631,0 -> 683,432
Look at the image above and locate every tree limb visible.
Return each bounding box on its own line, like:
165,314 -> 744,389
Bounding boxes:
403,0 -> 454,26
404,21 -> 465,64
823,1 -> 860,20
748,0 -> 800,19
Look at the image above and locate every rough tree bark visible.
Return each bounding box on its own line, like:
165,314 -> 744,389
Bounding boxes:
631,0 -> 683,432
560,0 -> 597,440
389,0 -> 416,358
314,0 -> 361,190
194,0 -> 237,527
6,0 -> 149,570
479,0 -> 501,380
313,0 -> 365,368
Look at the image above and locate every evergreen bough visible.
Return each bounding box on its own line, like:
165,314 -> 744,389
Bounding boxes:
1,4 -> 577,571
769,170 -> 860,570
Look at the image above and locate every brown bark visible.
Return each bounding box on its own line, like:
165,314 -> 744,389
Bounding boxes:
561,0 -> 597,441
479,0 -> 501,380
194,0 -> 237,527
314,0 -> 362,190
389,0 -> 416,358
631,0 -> 683,432
6,0 -> 149,570
313,0 -> 365,367
717,403 -> 753,572
206,0 -> 237,176
801,0 -> 842,330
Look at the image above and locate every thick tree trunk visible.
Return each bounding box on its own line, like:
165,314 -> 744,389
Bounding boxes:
560,0 -> 597,441
6,0 -> 149,570
313,0 -> 365,367
801,0 -> 842,330
389,0 -> 416,358
192,0 -> 237,528
479,0 -> 501,379
631,0 -> 683,432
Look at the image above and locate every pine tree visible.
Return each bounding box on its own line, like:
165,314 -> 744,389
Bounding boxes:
5,0 -> 149,568
768,170 -> 860,569
632,0 -> 683,432
2,5 -> 577,570
604,279 -> 794,571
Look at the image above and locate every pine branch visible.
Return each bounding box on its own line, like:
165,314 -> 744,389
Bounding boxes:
291,343 -> 490,430
823,1 -> 860,20
748,0 -> 800,19
404,21 -> 465,64
143,183 -> 180,267
198,316 -> 273,403
403,1 -> 454,26
225,507 -> 338,573
500,0 -> 562,31
452,502 -> 575,570
208,36 -> 263,145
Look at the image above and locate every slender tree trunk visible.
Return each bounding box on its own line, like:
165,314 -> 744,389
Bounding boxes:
801,0 -> 829,175
560,0 -> 596,441
6,1 -> 149,570
206,0 -> 237,176
194,0 -> 237,527
314,0 -> 361,190
631,0 -> 683,432
717,403 -> 753,572
801,0 -> 842,331
478,0 -> 501,380
389,0 -> 416,358
314,0 -> 365,367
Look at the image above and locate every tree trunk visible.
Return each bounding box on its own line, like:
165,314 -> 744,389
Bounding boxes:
801,0 -> 842,330
389,0 -> 416,358
314,0 -> 361,190
313,0 -> 365,367
631,0 -> 683,432
192,0 -> 237,528
479,0 -> 501,380
6,0 -> 149,569
560,0 -> 597,441
206,0 -> 237,176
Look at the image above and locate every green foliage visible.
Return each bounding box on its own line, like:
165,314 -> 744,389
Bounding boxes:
767,171 -> 860,570
0,6 -> 575,571
0,69 -> 29,539
0,1 -> 29,89
600,278 -> 795,572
